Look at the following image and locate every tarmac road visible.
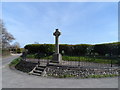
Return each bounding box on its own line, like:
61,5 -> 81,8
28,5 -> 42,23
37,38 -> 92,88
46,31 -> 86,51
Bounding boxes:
2,54 -> 119,88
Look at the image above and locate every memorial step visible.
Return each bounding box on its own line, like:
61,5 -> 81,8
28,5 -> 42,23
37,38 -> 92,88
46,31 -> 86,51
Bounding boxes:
33,70 -> 43,73
36,67 -> 45,71
37,65 -> 46,68
32,72 -> 41,76
29,65 -> 46,76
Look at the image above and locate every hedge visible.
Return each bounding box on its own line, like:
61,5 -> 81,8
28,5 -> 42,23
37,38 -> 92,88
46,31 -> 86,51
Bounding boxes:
94,42 -> 120,56
24,42 -> 120,57
25,44 -> 55,55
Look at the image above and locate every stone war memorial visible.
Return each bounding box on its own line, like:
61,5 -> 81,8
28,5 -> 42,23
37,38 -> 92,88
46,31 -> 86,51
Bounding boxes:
52,29 -> 62,63
3,2 -> 119,88
16,29 -> 119,79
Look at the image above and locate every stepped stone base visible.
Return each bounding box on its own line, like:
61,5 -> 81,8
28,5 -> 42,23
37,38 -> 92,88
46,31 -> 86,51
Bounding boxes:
52,53 -> 62,63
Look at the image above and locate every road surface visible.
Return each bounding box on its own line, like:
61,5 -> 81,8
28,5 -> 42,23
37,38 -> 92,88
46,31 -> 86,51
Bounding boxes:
1,54 -> 119,88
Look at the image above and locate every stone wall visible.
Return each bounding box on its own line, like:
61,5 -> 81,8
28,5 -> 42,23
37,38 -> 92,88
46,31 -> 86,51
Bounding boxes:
44,65 -> 119,78
15,60 -> 37,73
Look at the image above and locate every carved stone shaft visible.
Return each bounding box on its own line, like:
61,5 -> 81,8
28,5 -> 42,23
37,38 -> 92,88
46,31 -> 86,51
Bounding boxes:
53,29 -> 61,54
52,29 -> 62,63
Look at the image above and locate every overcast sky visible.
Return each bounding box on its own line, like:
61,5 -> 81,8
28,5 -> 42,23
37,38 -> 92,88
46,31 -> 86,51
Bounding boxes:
2,2 -> 118,47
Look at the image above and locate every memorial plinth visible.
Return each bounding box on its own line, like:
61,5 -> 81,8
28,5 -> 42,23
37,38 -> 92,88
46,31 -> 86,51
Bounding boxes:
52,29 -> 62,63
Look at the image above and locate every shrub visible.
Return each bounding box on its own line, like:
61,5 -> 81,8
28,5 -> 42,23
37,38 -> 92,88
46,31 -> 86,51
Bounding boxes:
16,48 -> 22,53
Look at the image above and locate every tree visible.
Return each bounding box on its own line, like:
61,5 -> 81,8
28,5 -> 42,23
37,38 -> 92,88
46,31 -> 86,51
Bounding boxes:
12,42 -> 20,49
10,42 -> 20,53
0,20 -> 15,49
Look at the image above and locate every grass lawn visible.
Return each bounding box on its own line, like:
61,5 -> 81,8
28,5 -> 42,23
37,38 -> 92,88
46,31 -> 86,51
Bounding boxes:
26,54 -> 119,64
62,56 -> 118,64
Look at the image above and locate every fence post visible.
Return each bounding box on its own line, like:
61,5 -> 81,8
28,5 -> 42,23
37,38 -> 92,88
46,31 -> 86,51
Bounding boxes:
47,55 -> 49,66
78,56 -> 80,67
22,50 -> 27,61
111,60 -> 112,67
110,53 -> 112,67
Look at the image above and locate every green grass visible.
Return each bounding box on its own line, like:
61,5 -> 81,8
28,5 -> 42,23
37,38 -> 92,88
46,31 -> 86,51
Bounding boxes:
88,74 -> 118,78
26,54 -> 36,58
62,56 -> 118,64
9,57 -> 21,67
26,54 -> 52,59
47,73 -> 118,78
57,75 -> 76,78
26,54 -> 119,64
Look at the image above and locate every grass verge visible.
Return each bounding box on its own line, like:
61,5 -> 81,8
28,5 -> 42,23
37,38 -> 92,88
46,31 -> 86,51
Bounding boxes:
87,74 -> 118,78
9,57 -> 21,67
47,74 -> 118,78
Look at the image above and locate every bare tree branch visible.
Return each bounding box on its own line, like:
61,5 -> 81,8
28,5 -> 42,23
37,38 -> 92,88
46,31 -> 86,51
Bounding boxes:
0,20 -> 15,49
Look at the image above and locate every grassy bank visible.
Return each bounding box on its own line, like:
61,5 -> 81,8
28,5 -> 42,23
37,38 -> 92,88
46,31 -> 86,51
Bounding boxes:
9,57 -> 21,67
9,57 -> 37,73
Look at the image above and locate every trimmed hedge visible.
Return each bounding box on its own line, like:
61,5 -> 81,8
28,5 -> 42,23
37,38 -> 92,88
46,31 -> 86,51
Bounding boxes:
25,44 -> 55,55
24,42 -> 120,57
94,42 -> 120,56
25,44 -> 91,56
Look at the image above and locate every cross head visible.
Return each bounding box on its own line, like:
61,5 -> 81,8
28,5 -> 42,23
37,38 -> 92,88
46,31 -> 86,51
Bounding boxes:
53,29 -> 61,37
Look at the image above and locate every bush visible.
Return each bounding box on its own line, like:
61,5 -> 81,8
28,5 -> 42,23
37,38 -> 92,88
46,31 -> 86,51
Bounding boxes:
16,48 -> 22,53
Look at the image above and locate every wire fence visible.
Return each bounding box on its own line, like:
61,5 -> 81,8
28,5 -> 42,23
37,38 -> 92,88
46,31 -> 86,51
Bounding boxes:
21,52 -> 119,69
